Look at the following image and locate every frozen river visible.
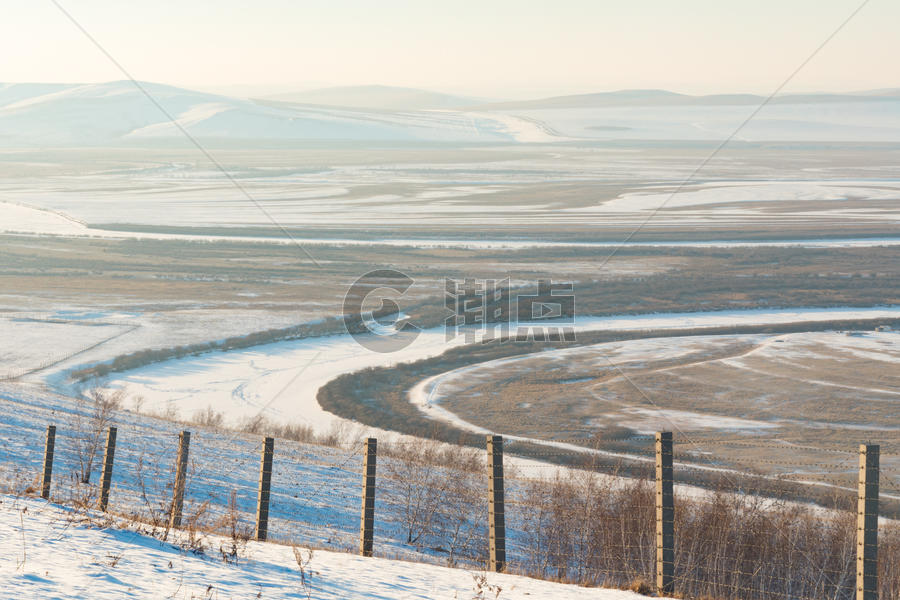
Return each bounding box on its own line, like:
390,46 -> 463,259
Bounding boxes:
94,306 -> 900,435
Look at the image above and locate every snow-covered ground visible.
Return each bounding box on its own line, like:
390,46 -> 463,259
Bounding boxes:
0,316 -> 134,380
0,382 -> 498,567
586,180 -> 900,220
0,309 -> 313,385
0,379 -> 662,591
1,496 -> 637,599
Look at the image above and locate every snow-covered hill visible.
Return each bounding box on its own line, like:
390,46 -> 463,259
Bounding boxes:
1,496 -> 638,599
0,81 -> 521,146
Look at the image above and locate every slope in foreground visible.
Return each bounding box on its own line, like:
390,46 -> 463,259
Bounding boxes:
1,496 -> 642,600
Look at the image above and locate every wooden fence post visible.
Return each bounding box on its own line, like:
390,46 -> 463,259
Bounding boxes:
487,434 -> 506,573
169,430 -> 191,529
255,436 -> 275,541
359,437 -> 377,557
656,431 -> 675,595
98,426 -> 117,511
857,444 -> 879,600
40,425 -> 56,500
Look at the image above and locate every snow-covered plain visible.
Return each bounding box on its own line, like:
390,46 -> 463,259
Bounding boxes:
591,180 -> 900,219
4,198 -> 900,248
4,174 -> 900,229
3,79 -> 900,597
4,172 -> 900,248
0,496 -> 639,600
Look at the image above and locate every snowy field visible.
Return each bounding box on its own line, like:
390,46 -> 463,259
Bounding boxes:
0,315 -> 134,380
3,80 -> 900,597
1,496 -> 637,600
0,309 -> 311,384
3,83 -> 900,243
0,366 -> 893,599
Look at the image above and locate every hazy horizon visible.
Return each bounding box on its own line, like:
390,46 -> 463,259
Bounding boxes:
3,0 -> 897,99
2,80 -> 898,104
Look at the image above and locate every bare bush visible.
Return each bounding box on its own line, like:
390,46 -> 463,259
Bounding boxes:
72,386 -> 124,484
515,469 -> 654,586
192,405 -> 224,431
381,440 -> 486,565
234,414 -> 350,447
293,547 -> 315,599
217,490 -> 251,565
471,572 -> 502,599
510,467 -> 900,600
672,489 -> 857,600
133,451 -> 172,529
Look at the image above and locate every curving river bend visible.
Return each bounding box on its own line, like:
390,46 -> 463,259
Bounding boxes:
92,306 -> 900,442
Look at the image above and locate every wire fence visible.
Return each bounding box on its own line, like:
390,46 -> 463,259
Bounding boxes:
0,396 -> 898,600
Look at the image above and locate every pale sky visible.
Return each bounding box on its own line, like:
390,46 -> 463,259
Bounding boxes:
2,0 -> 897,99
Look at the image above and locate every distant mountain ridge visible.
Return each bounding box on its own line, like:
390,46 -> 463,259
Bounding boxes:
477,88 -> 900,110
1,81 -> 898,146
263,85 -> 479,111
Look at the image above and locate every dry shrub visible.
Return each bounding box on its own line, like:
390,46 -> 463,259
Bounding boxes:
72,386 -> 124,484
511,467 -> 897,600
674,490 -> 857,600
516,469 -> 654,586
237,414 -> 350,447
627,577 -> 653,595
381,440 -> 487,566
879,523 -> 900,600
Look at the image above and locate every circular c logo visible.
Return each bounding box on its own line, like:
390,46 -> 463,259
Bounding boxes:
343,269 -> 421,353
